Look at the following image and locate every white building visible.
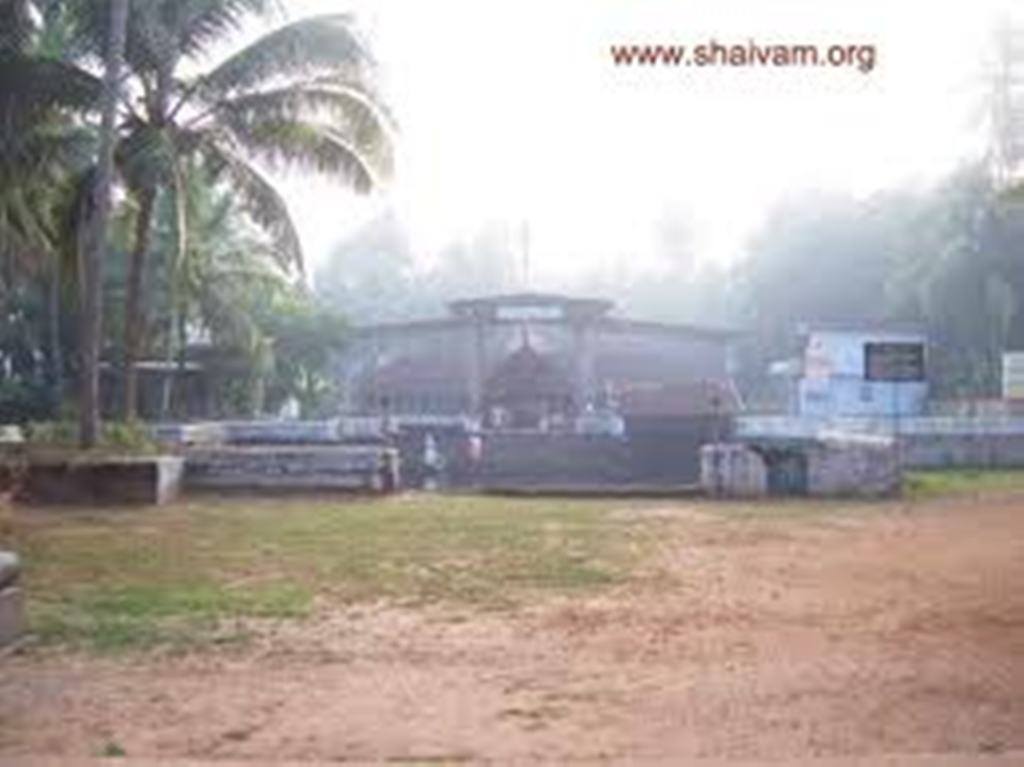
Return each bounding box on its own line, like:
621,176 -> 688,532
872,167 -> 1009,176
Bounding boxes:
795,323 -> 928,417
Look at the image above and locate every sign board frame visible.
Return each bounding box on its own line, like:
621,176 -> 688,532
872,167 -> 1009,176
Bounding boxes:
864,342 -> 925,383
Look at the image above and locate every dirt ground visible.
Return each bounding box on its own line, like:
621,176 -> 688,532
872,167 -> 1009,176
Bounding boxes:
2,493 -> 1023,763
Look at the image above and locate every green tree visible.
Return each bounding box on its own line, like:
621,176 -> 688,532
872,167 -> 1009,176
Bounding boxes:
74,0 -> 392,419
737,191 -> 898,364
148,162 -> 309,418
259,294 -> 347,418
887,165 -> 1024,397
0,0 -> 109,438
734,166 -> 1024,402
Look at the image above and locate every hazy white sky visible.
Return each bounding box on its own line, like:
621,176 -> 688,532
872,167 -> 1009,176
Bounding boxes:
254,0 -> 1017,283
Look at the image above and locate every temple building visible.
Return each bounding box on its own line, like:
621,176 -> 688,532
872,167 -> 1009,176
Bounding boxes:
334,292 -> 742,428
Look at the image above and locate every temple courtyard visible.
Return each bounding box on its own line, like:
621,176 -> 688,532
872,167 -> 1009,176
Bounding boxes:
0,475 -> 1022,763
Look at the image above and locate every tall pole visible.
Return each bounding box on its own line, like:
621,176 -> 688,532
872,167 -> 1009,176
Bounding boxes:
892,378 -> 901,472
79,0 -> 128,447
991,16 -> 1024,186
520,219 -> 530,290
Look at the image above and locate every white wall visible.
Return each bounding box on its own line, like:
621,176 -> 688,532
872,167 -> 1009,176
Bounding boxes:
799,330 -> 927,416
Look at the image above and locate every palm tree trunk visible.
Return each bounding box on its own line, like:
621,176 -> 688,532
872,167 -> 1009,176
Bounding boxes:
122,186 -> 156,421
174,307 -> 188,418
164,153 -> 188,421
48,264 -> 63,407
159,297 -> 177,419
251,375 -> 265,417
79,0 -> 128,448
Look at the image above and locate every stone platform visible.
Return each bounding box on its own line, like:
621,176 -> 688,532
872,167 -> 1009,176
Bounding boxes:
701,433 -> 900,498
184,445 -> 399,493
0,454 -> 184,505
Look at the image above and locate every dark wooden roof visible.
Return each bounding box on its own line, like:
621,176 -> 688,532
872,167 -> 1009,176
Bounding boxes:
369,356 -> 468,390
350,311 -> 741,341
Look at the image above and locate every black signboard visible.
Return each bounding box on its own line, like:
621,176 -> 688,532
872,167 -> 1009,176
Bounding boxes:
864,342 -> 925,382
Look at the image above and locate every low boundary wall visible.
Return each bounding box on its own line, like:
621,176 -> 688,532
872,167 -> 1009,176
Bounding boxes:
477,433 -> 634,488
737,415 -> 1024,469
0,455 -> 184,505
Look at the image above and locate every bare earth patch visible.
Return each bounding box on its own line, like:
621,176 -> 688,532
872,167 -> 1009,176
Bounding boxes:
1,492 -> 1023,762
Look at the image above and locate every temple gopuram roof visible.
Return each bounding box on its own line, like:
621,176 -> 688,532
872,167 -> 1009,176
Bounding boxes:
483,340 -> 572,401
352,292 -> 741,340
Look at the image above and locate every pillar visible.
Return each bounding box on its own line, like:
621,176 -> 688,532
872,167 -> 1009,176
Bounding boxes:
572,321 -> 595,411
467,320 -> 487,417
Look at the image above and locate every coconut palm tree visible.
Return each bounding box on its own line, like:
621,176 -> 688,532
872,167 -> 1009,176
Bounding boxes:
77,0 -> 127,446
76,1 -> 393,419
0,0 -> 112,442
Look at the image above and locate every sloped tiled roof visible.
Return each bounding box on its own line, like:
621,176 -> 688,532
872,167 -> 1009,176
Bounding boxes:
617,380 -> 743,417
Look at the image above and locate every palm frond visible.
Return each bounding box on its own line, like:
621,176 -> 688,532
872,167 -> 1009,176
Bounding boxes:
0,0 -> 36,56
307,73 -> 398,128
199,138 -> 304,273
72,0 -> 273,73
195,14 -> 373,99
0,185 -> 52,270
172,0 -> 277,59
35,0 -> 89,61
198,77 -> 395,185
221,117 -> 377,191
0,54 -> 101,118
0,121 -> 96,279
9,124 -> 96,182
209,81 -> 395,134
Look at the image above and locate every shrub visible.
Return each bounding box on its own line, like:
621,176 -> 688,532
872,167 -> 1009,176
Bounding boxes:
23,420 -> 158,454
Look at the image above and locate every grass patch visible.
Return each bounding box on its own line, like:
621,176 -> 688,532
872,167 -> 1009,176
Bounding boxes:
10,494 -> 636,652
99,740 -> 127,758
22,475 -> 1013,654
903,469 -> 1024,499
30,580 -> 310,652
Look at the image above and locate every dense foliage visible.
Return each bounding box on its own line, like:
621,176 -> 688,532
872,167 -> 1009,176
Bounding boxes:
0,0 -> 390,430
736,166 -> 1024,400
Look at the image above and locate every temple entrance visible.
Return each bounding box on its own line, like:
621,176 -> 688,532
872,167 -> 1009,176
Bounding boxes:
482,339 -> 574,430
